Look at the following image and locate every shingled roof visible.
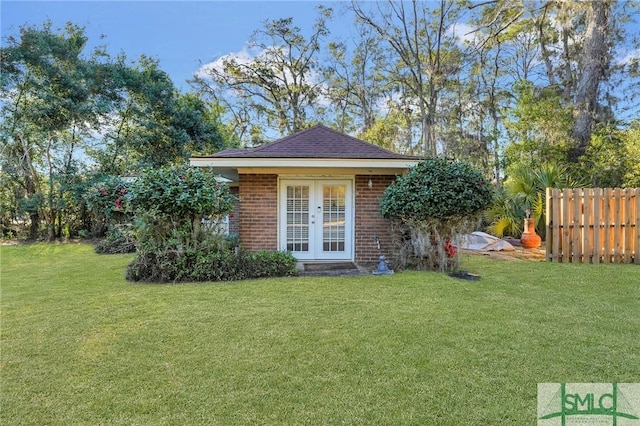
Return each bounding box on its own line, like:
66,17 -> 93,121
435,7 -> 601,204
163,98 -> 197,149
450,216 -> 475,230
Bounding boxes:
203,125 -> 418,160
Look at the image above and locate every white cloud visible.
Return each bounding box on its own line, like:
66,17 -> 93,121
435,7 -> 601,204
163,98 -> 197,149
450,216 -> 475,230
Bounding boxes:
195,44 -> 327,97
194,46 -> 256,79
448,22 -> 478,45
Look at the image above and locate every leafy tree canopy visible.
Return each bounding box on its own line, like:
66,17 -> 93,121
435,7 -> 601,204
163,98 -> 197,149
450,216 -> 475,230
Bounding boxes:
0,21 -> 235,239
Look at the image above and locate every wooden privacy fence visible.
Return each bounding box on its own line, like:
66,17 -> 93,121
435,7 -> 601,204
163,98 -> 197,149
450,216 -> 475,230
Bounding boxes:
546,188 -> 640,264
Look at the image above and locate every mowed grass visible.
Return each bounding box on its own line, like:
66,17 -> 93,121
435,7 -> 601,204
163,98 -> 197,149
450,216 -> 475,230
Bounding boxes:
1,243 -> 639,425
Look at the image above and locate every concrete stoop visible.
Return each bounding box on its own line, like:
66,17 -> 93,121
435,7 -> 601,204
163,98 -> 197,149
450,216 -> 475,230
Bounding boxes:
298,262 -> 369,277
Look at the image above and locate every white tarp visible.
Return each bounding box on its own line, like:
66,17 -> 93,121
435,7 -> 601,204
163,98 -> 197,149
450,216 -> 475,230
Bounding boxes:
459,232 -> 516,251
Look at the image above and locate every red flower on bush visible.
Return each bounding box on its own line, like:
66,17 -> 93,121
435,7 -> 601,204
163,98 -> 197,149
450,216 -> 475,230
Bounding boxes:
100,188 -> 107,195
115,198 -> 122,209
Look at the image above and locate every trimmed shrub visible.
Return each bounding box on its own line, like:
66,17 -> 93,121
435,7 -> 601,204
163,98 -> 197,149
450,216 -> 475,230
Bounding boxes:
381,158 -> 493,272
127,165 -> 232,224
127,165 -> 234,253
381,158 -> 492,220
124,165 -> 238,283
125,249 -> 298,283
123,165 -> 298,283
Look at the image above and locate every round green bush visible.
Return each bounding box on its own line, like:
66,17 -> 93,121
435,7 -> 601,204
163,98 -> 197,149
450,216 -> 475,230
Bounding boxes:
128,165 -> 233,220
381,158 -> 493,221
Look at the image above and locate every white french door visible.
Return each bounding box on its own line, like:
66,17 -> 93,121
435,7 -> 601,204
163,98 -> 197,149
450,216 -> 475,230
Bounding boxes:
279,179 -> 353,260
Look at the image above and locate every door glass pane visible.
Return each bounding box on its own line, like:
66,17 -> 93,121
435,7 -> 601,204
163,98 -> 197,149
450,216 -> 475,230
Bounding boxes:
286,185 -> 309,252
322,185 -> 346,252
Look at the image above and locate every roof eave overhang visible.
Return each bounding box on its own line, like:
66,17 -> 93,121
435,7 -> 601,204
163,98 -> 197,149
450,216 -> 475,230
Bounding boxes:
189,157 -> 420,181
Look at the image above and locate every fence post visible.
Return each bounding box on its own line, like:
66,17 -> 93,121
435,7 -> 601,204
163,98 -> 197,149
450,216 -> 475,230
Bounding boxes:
583,188 -> 592,263
562,189 -> 571,263
635,188 -> 640,265
552,189 -> 561,262
546,188 -> 552,261
624,188 -> 633,264
572,188 -> 581,263
613,188 -> 622,263
593,188 -> 601,264
603,188 -> 611,263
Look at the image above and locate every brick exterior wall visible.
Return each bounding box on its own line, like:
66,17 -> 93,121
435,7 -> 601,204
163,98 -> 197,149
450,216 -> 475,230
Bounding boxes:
354,175 -> 396,265
238,174 -> 278,251
236,173 -> 396,265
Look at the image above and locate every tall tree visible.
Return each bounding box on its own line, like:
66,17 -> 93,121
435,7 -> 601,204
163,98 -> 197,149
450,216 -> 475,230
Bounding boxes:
503,81 -> 573,170
323,24 -> 389,135
98,57 -> 228,173
569,0 -> 613,162
470,0 -> 625,168
463,3 -> 544,182
351,0 -> 466,156
0,22 -> 112,238
1,21 -> 230,238
193,7 -> 332,144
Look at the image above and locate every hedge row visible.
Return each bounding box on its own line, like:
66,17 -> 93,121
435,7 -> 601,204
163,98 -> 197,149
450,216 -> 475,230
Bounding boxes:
125,249 -> 298,283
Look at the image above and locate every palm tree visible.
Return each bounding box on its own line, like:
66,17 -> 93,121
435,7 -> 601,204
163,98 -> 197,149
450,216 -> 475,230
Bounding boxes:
486,163 -> 585,239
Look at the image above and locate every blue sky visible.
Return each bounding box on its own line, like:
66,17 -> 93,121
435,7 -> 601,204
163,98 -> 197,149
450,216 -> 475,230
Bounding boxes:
1,1 -> 344,90
3,1 -> 639,94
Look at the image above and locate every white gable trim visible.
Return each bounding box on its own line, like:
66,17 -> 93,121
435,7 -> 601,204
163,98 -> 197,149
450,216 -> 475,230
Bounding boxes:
190,157 -> 419,169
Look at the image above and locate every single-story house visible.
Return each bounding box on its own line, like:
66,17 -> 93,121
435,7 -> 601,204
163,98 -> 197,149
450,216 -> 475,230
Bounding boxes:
190,125 -> 420,267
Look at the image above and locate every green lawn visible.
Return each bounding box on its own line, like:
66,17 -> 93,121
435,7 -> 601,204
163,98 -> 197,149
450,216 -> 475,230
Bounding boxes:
1,243 -> 639,425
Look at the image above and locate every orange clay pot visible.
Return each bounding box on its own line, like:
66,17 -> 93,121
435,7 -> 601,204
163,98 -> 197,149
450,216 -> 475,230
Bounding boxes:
520,218 -> 541,249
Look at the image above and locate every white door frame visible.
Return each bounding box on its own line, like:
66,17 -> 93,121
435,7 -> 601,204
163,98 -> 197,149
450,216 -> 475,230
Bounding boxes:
279,178 -> 354,261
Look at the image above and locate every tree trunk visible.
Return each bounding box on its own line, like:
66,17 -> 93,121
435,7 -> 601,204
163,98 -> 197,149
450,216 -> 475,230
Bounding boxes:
569,0 -> 611,163
28,211 -> 40,241
17,134 -> 42,240
426,87 -> 439,156
56,209 -> 63,239
46,135 -> 56,241
537,7 -> 557,87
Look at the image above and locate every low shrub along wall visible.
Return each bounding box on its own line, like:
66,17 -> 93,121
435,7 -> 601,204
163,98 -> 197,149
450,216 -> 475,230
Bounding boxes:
126,249 -> 298,283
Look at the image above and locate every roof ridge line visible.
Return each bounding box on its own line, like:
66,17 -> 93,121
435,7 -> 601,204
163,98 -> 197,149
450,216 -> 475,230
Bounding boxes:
251,124 -> 406,156
198,124 -> 421,160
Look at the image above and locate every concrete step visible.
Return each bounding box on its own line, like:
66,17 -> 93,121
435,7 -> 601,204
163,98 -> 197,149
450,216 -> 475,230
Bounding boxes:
300,262 -> 368,276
